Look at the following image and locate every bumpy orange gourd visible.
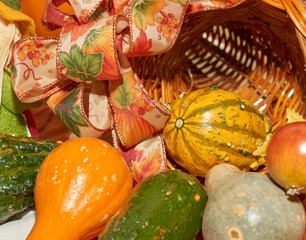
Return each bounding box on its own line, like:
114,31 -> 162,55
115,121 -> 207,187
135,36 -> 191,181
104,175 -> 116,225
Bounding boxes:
27,138 -> 133,240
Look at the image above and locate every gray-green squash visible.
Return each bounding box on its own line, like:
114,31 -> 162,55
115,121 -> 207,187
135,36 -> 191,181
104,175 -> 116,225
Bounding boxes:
202,164 -> 305,240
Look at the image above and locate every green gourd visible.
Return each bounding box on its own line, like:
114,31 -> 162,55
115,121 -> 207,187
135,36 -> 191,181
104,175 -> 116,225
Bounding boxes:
99,169 -> 207,240
0,134 -> 60,223
202,164 -> 306,240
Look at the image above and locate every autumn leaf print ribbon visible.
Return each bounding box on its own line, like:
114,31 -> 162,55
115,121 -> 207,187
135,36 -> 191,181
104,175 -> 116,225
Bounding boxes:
10,0 -> 189,183
11,0 -> 247,182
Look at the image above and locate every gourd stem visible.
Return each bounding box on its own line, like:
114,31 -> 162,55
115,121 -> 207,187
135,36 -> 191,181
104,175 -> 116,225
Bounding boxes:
286,186 -> 305,196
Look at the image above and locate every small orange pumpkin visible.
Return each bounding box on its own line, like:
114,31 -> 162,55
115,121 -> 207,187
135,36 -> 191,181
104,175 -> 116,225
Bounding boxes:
20,0 -> 74,37
27,137 -> 133,240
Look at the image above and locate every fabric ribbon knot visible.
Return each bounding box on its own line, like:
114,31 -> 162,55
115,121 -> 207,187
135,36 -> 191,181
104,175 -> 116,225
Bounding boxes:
11,0 -> 189,183
11,0 -> 248,182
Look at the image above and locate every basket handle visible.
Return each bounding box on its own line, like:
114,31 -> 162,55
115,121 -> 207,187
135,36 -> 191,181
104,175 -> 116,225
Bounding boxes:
280,0 -> 306,37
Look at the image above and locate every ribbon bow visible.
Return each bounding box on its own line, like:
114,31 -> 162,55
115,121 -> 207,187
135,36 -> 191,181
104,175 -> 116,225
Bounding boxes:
11,0 -> 248,182
11,0 -> 189,183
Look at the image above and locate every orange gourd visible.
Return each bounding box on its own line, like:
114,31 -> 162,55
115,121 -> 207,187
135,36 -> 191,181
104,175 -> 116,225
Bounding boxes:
27,138 -> 133,240
20,0 -> 74,37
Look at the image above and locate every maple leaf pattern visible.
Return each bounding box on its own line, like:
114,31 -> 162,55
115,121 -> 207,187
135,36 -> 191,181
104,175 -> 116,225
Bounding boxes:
83,25 -> 121,80
131,150 -> 164,183
118,147 -> 144,168
132,0 -> 166,30
114,107 -> 157,147
60,45 -> 103,81
109,71 -> 136,110
88,6 -> 107,21
109,71 -> 159,146
118,144 -> 165,183
130,29 -> 153,56
62,21 -> 96,43
54,87 -> 88,136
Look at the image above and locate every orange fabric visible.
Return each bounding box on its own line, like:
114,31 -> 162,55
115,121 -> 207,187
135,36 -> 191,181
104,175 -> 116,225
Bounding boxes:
0,1 -> 35,37
11,0 -> 252,184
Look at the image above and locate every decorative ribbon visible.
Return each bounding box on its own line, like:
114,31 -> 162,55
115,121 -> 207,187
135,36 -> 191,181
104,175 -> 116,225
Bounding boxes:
11,0 -> 189,183
0,0 -> 36,105
11,0 -> 246,183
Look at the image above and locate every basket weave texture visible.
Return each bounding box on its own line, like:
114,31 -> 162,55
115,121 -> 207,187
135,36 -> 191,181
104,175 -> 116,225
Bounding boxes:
32,0 -> 305,140
135,0 -> 305,133
32,0 -> 306,173
30,2 -> 306,237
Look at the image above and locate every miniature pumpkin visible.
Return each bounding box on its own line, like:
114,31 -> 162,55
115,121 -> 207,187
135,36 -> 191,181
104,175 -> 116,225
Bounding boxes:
26,138 -> 133,240
202,164 -> 306,240
20,0 -> 74,37
163,86 -> 270,177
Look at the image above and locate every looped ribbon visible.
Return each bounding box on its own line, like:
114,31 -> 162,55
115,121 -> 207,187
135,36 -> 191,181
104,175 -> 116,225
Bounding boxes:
11,0 -> 189,183
11,0 -> 247,182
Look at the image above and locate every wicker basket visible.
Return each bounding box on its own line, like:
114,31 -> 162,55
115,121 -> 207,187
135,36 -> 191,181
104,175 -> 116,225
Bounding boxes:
33,0 -> 305,139
29,1 -> 305,238
135,0 -> 305,133
33,0 -> 306,171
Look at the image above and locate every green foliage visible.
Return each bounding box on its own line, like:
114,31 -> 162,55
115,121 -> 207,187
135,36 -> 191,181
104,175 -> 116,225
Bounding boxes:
55,87 -> 88,135
59,45 -> 103,81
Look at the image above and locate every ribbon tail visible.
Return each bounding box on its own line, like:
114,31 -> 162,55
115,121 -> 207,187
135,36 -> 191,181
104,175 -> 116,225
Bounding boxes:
67,0 -> 105,23
186,0 -> 245,14
42,0 -> 75,31
11,37 -> 74,103
108,62 -> 170,148
113,129 -> 168,184
47,81 -> 111,137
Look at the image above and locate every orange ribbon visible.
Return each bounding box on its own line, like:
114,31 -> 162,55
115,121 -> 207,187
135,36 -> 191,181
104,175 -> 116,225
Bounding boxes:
11,0 -> 188,183
11,0 -> 247,182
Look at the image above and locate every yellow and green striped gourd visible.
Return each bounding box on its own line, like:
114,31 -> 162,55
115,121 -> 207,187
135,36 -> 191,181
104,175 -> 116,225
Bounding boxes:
162,86 -> 270,177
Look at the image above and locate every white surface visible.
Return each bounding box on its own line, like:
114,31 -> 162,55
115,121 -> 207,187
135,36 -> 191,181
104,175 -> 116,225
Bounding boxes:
0,211 -> 35,240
